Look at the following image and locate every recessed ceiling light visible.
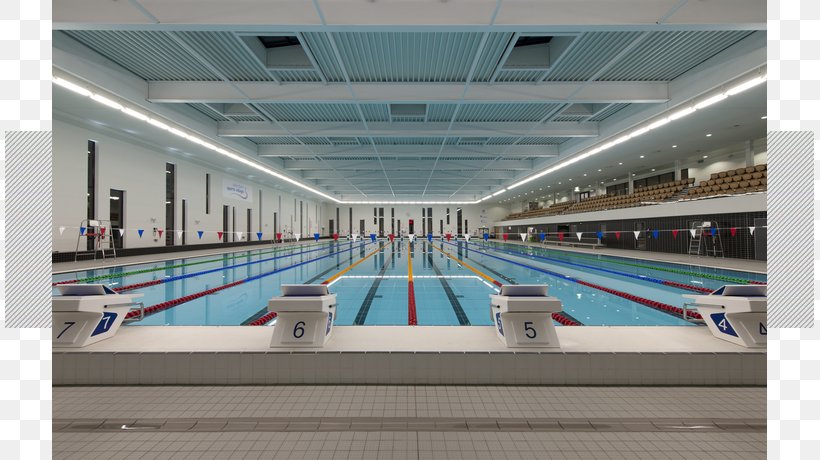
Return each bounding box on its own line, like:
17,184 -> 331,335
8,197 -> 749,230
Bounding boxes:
583,174 -> 587,176
672,145 -> 677,148
639,155 -> 644,158
569,178 -> 573,181
598,169 -> 602,172
558,182 -> 562,185
618,162 -> 623,165
761,116 -> 767,119
706,133 -> 712,137
632,173 -> 636,176
651,169 -> 655,172
703,155 -> 708,159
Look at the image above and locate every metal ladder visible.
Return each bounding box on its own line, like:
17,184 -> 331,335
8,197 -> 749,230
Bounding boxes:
687,224 -> 703,256
74,219 -> 117,261
705,222 -> 724,258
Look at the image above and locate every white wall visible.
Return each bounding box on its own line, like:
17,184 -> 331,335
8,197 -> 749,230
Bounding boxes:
321,204 -> 509,237
53,119 -> 324,252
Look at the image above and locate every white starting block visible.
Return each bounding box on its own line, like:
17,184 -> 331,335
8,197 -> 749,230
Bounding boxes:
268,284 -> 336,348
684,284 -> 767,348
490,285 -> 563,348
52,284 -> 144,348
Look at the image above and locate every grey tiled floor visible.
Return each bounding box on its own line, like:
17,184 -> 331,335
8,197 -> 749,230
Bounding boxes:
54,386 -> 765,459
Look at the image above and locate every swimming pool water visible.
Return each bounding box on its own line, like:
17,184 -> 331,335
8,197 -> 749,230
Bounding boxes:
52,239 -> 766,327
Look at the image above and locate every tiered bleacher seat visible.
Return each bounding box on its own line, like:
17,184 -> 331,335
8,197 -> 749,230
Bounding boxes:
504,201 -> 574,220
686,164 -> 767,199
564,178 -> 693,214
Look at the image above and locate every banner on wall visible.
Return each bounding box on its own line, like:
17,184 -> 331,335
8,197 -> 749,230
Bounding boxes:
222,179 -> 252,202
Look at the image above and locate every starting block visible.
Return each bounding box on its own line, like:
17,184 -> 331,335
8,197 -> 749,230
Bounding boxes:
53,284 -> 143,347
268,284 -> 336,347
490,285 -> 563,348
684,284 -> 767,348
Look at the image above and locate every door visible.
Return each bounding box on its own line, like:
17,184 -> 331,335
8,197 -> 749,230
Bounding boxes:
109,189 -> 124,249
359,219 -> 365,235
329,219 -> 335,235
222,205 -> 229,242
181,199 -> 187,245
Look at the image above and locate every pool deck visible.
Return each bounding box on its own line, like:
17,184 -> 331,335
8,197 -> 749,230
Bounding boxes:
54,326 -> 765,386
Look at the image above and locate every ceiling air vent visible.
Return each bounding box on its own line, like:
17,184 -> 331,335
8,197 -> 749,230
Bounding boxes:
389,104 -> 427,122
240,35 -> 314,70
501,35 -> 576,71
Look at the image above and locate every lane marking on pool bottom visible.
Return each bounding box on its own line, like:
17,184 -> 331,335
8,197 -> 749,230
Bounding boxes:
432,243 -> 581,326
249,241 -> 386,326
408,241 -> 417,326
424,242 -> 470,326
443,241 -> 701,321
127,242 -> 373,321
353,244 -> 393,325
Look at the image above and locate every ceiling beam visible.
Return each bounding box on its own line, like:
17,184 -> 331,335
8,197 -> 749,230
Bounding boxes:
225,121 -> 597,138
258,144 -> 559,156
283,159 -> 533,171
149,81 -> 668,104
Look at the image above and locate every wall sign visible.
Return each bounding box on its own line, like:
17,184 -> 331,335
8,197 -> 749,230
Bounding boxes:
222,179 -> 252,202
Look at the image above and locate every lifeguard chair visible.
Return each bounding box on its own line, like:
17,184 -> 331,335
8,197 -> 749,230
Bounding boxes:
75,219 -> 117,261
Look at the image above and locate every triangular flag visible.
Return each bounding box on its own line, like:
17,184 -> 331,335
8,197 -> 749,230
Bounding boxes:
314,233 -> 320,241
558,232 -> 564,241
596,231 -> 603,239
294,233 -> 301,242
257,232 -> 263,241
58,226 -> 66,236
576,232 -> 583,241
177,230 -> 183,241
689,229 -> 697,238
427,233 -> 433,242
138,229 -> 144,238
520,233 -> 527,242
388,234 -> 395,242
352,234 -> 358,242
615,231 -> 621,240
464,234 -> 470,242
157,229 -> 164,238
445,233 -> 452,242
100,227 -> 106,236
80,227 -> 86,236
408,234 -> 415,243
118,228 -> 125,237
539,233 -> 546,241
198,231 -> 204,239
373,233 -> 379,242
276,232 -> 282,241
218,231 -> 224,240
333,233 -> 339,241
730,228 -> 737,237
749,226 -> 755,235
633,230 -> 640,239
503,233 -> 508,241
710,227 -> 717,237
672,229 -> 679,239
483,233 -> 489,241
652,230 -> 659,239
236,231 -> 243,240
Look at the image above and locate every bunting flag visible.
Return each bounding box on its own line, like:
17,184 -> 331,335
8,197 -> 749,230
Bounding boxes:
138,229 -> 144,238
520,233 -> 527,242
558,232 -> 564,241
58,226 -> 66,236
427,233 -> 433,242
483,233 -> 489,241
596,231 -> 603,239
373,233 -> 379,242
218,231 -> 224,240
198,231 -> 204,239
445,233 -> 452,242
80,227 -> 86,236
540,232 -> 546,241
157,229 -> 164,238
672,229 -> 678,239
118,228 -> 125,237
730,228 -> 737,237
408,234 -> 415,243
633,230 -> 641,239
749,226 -> 755,235
352,234 -> 359,242
276,232 -> 282,242
576,232 -> 583,241
689,229 -> 697,238
615,231 -> 621,240
236,231 -> 243,240
333,233 -> 339,241
177,230 -> 183,241
503,233 -> 509,241
652,230 -> 659,239
710,227 -> 717,237
100,227 -> 106,236
257,232 -> 263,241
388,234 -> 395,242
294,233 -> 301,242
314,233 -> 320,241
464,234 -> 471,242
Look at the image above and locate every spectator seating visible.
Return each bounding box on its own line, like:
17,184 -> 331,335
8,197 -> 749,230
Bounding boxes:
686,164 -> 767,199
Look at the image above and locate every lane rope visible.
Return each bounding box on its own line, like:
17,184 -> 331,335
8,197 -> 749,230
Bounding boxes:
408,241 -> 417,326
444,241 -> 701,321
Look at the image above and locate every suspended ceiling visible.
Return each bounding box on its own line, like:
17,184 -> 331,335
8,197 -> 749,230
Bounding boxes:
52,0 -> 767,203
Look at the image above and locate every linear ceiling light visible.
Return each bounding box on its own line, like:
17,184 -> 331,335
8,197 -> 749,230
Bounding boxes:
504,72 -> 766,192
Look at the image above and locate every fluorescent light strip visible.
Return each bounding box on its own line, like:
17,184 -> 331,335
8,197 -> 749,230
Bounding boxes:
503,72 -> 766,193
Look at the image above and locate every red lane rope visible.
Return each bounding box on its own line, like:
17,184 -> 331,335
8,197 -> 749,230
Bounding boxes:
407,281 -> 418,326
661,280 -> 713,293
248,311 -> 277,326
575,280 -> 702,320
552,313 -> 581,326
124,280 -> 244,319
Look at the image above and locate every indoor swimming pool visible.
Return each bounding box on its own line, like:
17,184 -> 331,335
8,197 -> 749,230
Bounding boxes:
52,239 -> 767,327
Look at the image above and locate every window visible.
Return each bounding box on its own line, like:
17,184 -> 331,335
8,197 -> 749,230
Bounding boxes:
205,173 -> 210,214
86,140 -> 97,251
165,163 -> 175,246
446,208 -> 450,225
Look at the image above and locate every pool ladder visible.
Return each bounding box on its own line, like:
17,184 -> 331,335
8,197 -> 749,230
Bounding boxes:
681,302 -> 705,324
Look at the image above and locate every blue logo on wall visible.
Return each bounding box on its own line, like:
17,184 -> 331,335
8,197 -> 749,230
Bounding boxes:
710,313 -> 738,337
495,312 -> 504,336
91,312 -> 118,337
